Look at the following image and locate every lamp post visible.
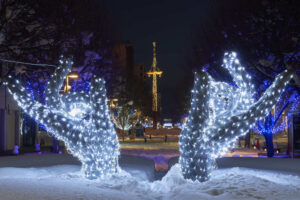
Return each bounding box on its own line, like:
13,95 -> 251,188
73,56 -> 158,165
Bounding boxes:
61,71 -> 79,93
108,98 -> 119,109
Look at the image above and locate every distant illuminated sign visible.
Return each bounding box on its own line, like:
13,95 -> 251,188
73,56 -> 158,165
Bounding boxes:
163,123 -> 173,128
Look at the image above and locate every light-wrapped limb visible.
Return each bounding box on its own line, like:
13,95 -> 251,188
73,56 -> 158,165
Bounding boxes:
179,52 -> 294,182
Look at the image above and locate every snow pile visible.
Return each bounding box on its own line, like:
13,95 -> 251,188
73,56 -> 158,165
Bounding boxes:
0,164 -> 300,200
152,164 -> 300,200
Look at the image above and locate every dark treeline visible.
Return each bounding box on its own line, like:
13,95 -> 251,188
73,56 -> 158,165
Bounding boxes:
171,0 -> 299,122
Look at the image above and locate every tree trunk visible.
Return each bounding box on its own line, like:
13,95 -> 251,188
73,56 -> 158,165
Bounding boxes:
244,132 -> 251,148
263,133 -> 274,157
52,136 -> 59,153
179,57 -> 293,182
81,153 -> 119,179
122,130 -> 125,142
181,146 -> 213,182
4,61 -> 121,180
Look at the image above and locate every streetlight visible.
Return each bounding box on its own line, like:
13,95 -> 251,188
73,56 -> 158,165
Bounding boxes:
61,71 -> 79,93
107,98 -> 118,109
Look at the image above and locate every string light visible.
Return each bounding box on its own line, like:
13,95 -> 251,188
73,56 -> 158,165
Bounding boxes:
3,56 -> 120,179
179,52 -> 294,182
253,93 -> 299,135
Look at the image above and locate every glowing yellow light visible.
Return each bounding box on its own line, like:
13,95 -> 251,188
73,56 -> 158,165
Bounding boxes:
107,98 -> 118,108
67,71 -> 79,78
147,41 -> 163,129
62,71 -> 79,93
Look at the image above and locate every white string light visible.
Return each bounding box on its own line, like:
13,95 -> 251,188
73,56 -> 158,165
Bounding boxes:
3,56 -> 120,179
179,52 -> 294,182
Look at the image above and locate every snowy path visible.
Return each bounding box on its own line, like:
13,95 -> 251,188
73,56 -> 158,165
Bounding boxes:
1,164 -> 300,200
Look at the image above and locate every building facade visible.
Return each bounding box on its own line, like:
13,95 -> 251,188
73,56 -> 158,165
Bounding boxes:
0,65 -> 21,153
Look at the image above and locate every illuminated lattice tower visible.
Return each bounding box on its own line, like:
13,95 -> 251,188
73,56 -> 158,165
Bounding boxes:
147,41 -> 162,129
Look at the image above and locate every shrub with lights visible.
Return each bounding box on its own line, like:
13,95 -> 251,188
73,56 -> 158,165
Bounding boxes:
253,90 -> 299,157
179,52 -> 294,182
3,57 -> 120,179
112,105 -> 139,142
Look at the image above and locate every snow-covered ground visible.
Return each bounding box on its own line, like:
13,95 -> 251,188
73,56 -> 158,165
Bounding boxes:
169,156 -> 300,175
1,163 -> 300,200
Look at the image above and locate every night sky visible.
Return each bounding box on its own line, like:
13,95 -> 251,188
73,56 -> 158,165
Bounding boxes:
108,0 -> 213,118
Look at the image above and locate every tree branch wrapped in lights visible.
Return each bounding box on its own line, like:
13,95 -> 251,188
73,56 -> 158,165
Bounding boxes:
179,52 -> 294,182
3,57 -> 120,179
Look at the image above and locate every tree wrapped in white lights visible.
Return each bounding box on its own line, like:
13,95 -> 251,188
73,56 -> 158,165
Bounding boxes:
179,52 -> 294,182
2,57 -> 120,179
113,106 -> 138,141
